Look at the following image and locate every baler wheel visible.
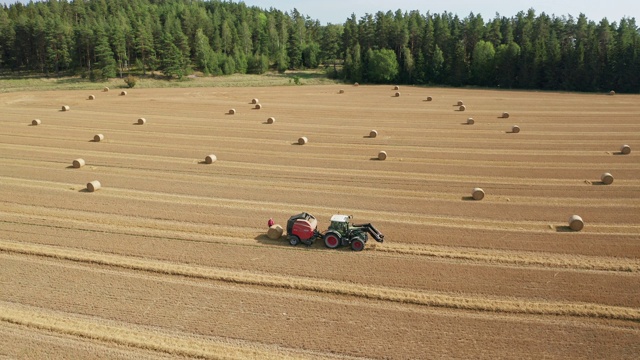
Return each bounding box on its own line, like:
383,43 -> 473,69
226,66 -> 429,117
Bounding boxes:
351,238 -> 365,251
288,235 -> 300,246
323,233 -> 340,249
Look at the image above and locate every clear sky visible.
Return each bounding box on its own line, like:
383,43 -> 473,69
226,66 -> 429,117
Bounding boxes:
239,0 -> 638,24
0,0 -> 637,25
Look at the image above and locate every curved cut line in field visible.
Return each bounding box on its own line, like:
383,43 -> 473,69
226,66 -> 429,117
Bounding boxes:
377,243 -> 640,273
7,252 -> 640,335
5,150 -> 640,175
4,185 -> 640,235
0,302 -> 338,360
2,240 -> 639,321
3,136 -> 631,160
5,128 -> 640,159
3,210 -> 640,273
3,159 -> 640,208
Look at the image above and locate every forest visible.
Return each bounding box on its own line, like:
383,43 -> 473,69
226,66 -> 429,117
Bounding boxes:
0,0 -> 638,92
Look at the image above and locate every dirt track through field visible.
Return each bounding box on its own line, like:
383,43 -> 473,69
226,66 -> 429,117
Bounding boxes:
1,85 -> 639,358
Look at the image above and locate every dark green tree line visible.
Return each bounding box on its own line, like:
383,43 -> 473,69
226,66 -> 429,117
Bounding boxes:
0,1 -> 638,92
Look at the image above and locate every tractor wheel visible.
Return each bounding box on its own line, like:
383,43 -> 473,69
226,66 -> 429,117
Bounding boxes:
351,238 -> 365,251
288,235 -> 300,246
323,232 -> 341,249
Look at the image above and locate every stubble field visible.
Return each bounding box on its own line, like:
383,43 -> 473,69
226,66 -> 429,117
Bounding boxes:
1,83 -> 639,359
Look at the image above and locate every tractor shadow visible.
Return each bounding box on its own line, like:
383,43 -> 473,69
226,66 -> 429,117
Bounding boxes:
254,234 -> 352,251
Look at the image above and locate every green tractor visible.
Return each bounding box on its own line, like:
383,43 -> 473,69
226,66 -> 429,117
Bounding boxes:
322,215 -> 384,251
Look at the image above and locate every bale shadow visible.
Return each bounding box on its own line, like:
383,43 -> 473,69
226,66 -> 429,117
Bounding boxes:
461,196 -> 476,201
65,165 -> 77,169
132,122 -> 143,125
613,151 -> 627,156
370,157 -> 382,161
461,122 -> 472,125
78,188 -> 91,193
255,234 -> 289,247
591,181 -> 607,186
363,135 -> 376,138
292,142 -> 305,145
197,161 -> 209,165
225,112 -> 235,115
555,225 -> 574,232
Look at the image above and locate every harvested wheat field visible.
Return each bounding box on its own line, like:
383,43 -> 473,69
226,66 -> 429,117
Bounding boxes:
1,84 -> 639,359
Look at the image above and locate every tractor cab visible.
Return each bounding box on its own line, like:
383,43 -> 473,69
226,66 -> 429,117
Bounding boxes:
328,214 -> 351,236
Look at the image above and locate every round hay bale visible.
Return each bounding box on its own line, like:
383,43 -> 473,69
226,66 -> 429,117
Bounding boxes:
31,119 -> 41,126
267,117 -> 275,124
93,134 -> 104,142
457,100 -> 464,106
62,105 -> 70,111
569,215 -> 584,231
609,90 -> 615,95
137,118 -> 146,125
467,118 -> 475,125
620,145 -> 631,155
426,96 -> 433,101
472,187 -> 485,200
88,94 -> 95,100
251,98 -> 259,104
86,180 -> 101,192
502,112 -> 510,118
511,125 -> 520,133
120,91 -> 127,96
459,105 -> 466,111
205,154 -> 217,164
369,130 -> 378,138
103,87 -> 109,92
601,172 -> 613,185
228,108 -> 236,115
393,86 -> 399,90
298,137 -> 308,145
72,158 -> 85,168
354,82 -> 359,86
339,89 -> 345,94
267,224 -> 283,240
395,92 -> 401,97
254,104 -> 262,110
378,151 -> 387,161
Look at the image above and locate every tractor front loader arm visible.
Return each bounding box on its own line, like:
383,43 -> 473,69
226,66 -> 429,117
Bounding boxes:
353,223 -> 384,242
